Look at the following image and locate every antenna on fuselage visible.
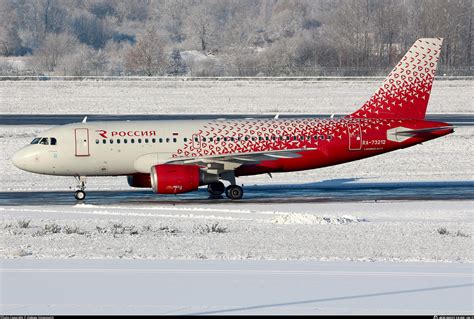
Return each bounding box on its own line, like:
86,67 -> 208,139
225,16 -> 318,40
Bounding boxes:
330,114 -> 335,119
82,116 -> 88,123
274,113 -> 279,119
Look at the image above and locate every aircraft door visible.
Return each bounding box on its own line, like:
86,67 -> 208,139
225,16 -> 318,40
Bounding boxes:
75,128 -> 90,156
347,121 -> 362,151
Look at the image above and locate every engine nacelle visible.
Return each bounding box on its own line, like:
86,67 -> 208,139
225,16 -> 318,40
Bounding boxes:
150,164 -> 218,194
127,174 -> 151,188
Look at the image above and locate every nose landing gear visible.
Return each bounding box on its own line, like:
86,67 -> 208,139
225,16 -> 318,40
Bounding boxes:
74,176 -> 87,200
74,190 -> 86,200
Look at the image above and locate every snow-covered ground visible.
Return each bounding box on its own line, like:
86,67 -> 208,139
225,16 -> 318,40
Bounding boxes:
0,79 -> 472,115
2,259 -> 473,314
1,200 -> 472,262
1,125 -> 472,191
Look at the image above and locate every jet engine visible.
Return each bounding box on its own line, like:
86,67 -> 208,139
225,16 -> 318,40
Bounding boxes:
127,174 -> 152,188
150,164 -> 218,194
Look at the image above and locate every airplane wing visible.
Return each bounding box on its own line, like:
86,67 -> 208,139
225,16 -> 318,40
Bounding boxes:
165,147 -> 316,170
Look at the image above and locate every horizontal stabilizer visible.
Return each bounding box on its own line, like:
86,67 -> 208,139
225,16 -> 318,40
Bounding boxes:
396,126 -> 453,135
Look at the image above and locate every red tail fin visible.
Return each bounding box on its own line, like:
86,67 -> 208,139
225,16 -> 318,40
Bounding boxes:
349,38 -> 443,120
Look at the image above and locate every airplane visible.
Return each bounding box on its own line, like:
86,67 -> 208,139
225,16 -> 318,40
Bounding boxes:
12,38 -> 453,200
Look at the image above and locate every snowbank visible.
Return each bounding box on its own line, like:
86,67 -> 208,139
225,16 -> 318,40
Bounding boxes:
0,200 -> 472,262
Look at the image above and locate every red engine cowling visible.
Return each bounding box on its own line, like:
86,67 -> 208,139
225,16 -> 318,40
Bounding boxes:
127,174 -> 152,188
150,164 -> 217,194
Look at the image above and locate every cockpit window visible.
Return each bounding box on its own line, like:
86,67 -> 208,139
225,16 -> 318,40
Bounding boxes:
30,137 -> 57,145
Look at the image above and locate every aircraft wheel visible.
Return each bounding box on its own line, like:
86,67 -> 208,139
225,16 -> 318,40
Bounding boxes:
74,190 -> 86,201
225,185 -> 243,200
207,181 -> 225,195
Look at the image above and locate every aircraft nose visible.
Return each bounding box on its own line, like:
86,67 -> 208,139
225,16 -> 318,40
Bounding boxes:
12,147 -> 36,171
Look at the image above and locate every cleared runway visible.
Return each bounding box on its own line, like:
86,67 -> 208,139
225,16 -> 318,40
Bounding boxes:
1,259 -> 472,314
0,180 -> 473,206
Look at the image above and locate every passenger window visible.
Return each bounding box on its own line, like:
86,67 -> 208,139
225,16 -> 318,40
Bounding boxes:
102,140 -> 106,144
110,139 -> 113,144
138,139 -> 142,143
314,135 -> 318,140
230,137 -> 235,142
173,138 -> 177,143
202,137 -> 206,142
252,137 -> 256,141
166,138 -> 170,143
259,136 -> 263,141
208,137 -> 213,142
124,139 -> 128,144
95,139 -> 99,144
30,137 -> 41,144
217,137 -> 221,142
320,135 -> 325,140
194,137 -> 198,142
223,137 -> 228,142
145,138 -> 149,143
131,139 -> 135,144
286,136 -> 290,141
152,138 -> 155,143
328,135 -> 333,140
50,137 -> 57,145
272,136 -> 276,141
244,136 -> 249,141
265,136 -> 269,141
117,139 -> 120,144
183,138 -> 188,142
159,138 -> 163,143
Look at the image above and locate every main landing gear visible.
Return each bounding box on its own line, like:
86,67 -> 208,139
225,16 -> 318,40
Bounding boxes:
74,176 -> 87,200
207,172 -> 244,200
207,181 -> 225,196
207,182 -> 243,200
225,185 -> 243,200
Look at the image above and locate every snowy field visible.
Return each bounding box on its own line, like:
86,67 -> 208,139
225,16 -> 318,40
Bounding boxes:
2,259 -> 473,314
1,125 -> 472,191
1,200 -> 472,262
0,79 -> 472,115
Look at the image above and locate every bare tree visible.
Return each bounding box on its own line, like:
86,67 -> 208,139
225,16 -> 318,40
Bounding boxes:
0,1 -> 22,56
185,4 -> 217,52
124,27 -> 167,76
32,32 -> 80,72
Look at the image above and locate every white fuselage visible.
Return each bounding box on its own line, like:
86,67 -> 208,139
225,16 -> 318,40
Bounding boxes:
13,120 -> 205,176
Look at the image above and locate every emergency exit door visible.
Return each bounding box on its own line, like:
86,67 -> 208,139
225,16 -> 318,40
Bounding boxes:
75,128 -> 90,156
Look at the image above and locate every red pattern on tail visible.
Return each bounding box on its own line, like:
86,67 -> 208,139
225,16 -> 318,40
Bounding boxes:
349,38 -> 443,120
